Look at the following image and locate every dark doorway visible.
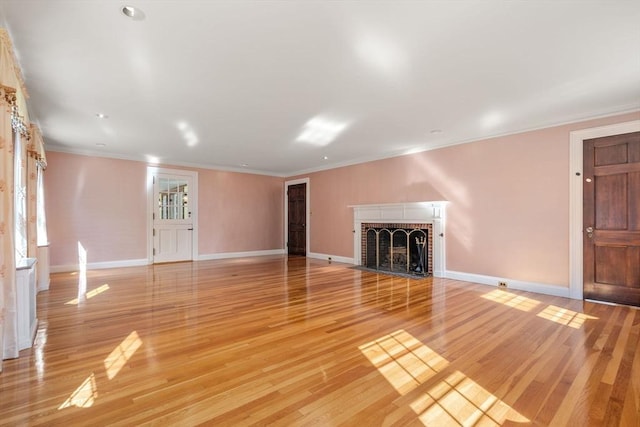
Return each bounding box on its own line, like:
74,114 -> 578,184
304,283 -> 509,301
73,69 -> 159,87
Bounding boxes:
583,131 -> 640,306
287,183 -> 306,256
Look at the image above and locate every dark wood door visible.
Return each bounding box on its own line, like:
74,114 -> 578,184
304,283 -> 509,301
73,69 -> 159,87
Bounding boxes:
583,131 -> 640,306
287,183 -> 306,256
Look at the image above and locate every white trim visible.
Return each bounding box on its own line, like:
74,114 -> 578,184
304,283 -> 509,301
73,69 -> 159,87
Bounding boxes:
46,144 -> 285,177
147,167 -> 199,264
350,201 -> 447,277
198,249 -> 285,261
284,178 -> 310,256
568,120 -> 640,300
51,258 -> 149,273
446,271 -> 570,298
307,252 -> 354,264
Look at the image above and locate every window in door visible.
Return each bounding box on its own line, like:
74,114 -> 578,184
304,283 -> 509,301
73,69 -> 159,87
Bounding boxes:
157,177 -> 189,220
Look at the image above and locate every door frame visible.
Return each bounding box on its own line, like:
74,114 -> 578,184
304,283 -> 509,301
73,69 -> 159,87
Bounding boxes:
147,166 -> 199,264
284,178 -> 310,256
569,119 -> 640,299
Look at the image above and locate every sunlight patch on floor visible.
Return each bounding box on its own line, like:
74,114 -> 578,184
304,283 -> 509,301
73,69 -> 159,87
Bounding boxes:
104,331 -> 143,380
360,329 -> 529,425
482,289 -> 598,330
359,329 -> 448,394
58,373 -> 98,409
537,305 -> 598,329
481,289 -> 540,312
65,284 -> 110,305
411,371 -> 529,426
58,331 -> 143,410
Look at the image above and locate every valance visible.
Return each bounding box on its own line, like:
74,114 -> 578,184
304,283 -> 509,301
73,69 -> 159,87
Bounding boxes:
28,124 -> 46,168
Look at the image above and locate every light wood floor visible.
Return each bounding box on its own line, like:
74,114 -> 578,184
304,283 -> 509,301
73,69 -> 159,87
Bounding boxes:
1,256 -> 638,426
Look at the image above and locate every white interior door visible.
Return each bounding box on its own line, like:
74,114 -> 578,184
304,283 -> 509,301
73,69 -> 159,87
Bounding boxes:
153,173 -> 193,263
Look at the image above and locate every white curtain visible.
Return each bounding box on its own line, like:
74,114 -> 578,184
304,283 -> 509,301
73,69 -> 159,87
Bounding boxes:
0,86 -> 18,362
0,28 -> 31,369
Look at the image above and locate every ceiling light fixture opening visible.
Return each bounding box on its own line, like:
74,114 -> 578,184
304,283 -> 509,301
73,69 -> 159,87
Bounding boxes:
121,5 -> 145,20
95,113 -> 108,119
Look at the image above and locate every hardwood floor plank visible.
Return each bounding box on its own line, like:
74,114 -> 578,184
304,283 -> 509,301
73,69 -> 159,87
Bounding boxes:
1,256 -> 638,425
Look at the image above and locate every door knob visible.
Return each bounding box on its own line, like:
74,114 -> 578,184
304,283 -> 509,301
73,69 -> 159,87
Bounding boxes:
586,226 -> 594,238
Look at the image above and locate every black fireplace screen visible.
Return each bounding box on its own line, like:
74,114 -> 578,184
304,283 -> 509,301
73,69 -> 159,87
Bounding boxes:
364,226 -> 429,275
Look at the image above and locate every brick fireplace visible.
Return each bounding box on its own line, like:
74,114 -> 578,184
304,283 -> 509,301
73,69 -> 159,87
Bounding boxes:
350,202 -> 446,278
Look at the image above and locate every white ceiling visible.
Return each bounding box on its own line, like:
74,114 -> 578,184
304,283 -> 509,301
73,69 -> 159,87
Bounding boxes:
1,1 -> 639,176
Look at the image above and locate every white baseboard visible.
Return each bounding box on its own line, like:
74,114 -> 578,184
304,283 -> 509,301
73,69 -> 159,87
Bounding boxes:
52,250 -> 287,272
51,258 -> 149,273
307,252 -> 354,264
445,270 -> 571,298
198,249 -> 285,261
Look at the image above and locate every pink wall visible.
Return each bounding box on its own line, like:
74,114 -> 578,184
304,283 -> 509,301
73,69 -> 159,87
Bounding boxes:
45,152 -> 284,267
291,112 -> 640,287
45,152 -> 147,267
198,169 -> 284,254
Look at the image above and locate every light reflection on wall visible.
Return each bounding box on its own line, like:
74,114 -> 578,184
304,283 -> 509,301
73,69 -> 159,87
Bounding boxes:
77,241 -> 87,301
407,155 -> 474,253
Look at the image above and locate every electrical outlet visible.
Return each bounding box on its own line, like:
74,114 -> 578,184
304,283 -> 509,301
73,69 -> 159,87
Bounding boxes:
498,281 -> 507,288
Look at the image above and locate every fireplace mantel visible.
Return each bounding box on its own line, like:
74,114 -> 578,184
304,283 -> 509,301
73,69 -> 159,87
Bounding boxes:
350,202 -> 447,277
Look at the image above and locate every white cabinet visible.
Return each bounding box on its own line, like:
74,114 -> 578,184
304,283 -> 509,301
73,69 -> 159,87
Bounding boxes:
16,258 -> 37,351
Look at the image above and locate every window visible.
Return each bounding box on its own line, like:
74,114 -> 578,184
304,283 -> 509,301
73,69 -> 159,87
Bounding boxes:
36,164 -> 48,246
14,128 -> 27,262
157,177 -> 189,220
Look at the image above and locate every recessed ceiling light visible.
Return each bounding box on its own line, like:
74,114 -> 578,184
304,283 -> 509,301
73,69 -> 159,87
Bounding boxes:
121,5 -> 145,20
95,113 -> 108,119
323,156 -> 329,160
241,163 -> 248,167
122,6 -> 136,17
430,129 -> 443,135
95,143 -> 106,147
